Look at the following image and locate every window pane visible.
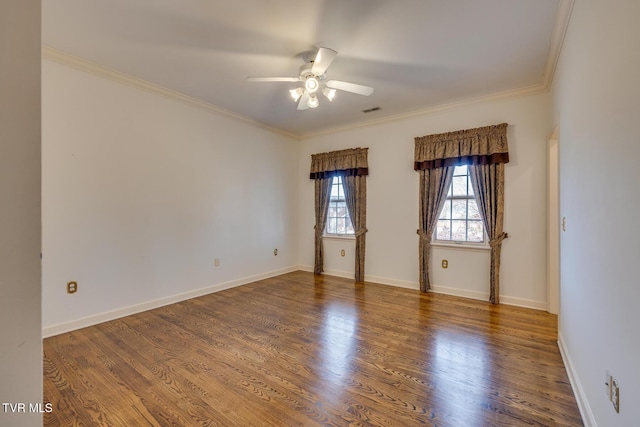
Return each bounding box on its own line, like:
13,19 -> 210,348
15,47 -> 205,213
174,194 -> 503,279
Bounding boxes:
452,176 -> 467,196
436,220 -> 451,240
327,217 -> 337,234
468,176 -> 475,196
453,165 -> 467,176
468,199 -> 481,220
328,206 -> 337,218
451,220 -> 466,240
330,183 -> 340,198
439,200 -> 451,219
451,199 -> 467,219
468,221 -> 484,242
336,218 -> 346,234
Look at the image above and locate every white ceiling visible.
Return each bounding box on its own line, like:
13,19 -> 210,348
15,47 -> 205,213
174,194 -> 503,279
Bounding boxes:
42,0 -> 565,137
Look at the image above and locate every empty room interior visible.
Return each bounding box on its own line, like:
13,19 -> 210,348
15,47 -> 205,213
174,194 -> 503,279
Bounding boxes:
2,0 -> 639,426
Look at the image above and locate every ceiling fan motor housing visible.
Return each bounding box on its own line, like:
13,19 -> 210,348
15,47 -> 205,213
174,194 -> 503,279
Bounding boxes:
299,63 -> 325,80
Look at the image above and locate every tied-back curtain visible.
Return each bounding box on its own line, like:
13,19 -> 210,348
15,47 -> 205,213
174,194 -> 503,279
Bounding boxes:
417,167 -> 455,291
342,175 -> 367,281
310,148 -> 369,280
313,178 -> 333,275
469,164 -> 507,304
415,123 -> 509,303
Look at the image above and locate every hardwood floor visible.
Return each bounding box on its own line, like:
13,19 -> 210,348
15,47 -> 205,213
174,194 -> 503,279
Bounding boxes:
43,271 -> 583,426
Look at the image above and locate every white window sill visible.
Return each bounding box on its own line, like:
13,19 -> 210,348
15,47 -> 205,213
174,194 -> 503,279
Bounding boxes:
323,234 -> 355,241
431,241 -> 490,252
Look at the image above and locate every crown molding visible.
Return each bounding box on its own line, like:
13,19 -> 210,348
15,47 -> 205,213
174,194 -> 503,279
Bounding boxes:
300,82 -> 548,139
542,0 -> 576,91
41,46 -> 301,141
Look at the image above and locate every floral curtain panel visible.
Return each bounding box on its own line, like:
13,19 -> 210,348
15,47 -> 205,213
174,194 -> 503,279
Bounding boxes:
313,178 -> 333,275
342,174 -> 367,282
416,167 -> 455,292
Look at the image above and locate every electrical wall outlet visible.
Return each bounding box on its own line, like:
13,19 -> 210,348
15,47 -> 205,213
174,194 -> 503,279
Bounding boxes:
442,259 -> 448,269
605,370 -> 612,400
340,249 -> 345,257
67,281 -> 77,294
214,258 -> 220,267
273,248 -> 278,256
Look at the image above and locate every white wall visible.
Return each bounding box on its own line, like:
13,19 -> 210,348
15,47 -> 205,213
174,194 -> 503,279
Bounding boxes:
298,93 -> 551,308
551,0 -> 640,425
42,60 -> 299,333
0,1 -> 42,426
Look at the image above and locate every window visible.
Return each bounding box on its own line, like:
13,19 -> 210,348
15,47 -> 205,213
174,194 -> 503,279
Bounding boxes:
436,165 -> 485,243
325,176 -> 354,235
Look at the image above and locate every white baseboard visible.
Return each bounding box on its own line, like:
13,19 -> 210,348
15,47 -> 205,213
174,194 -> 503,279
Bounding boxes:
301,266 -> 353,280
364,274 -> 419,290
430,285 -> 547,310
430,284 -> 489,301
499,295 -> 547,311
297,265 -> 419,289
297,265 -> 546,310
42,266 -> 299,338
298,265 -> 420,289
558,333 -> 597,427
298,264 -> 314,273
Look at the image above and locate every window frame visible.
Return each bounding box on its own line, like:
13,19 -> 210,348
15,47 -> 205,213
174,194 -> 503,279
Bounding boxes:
433,165 -> 489,249
323,175 -> 355,238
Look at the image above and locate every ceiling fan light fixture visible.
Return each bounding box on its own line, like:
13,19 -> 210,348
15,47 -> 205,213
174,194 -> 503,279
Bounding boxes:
323,88 -> 336,101
289,87 -> 304,102
307,95 -> 319,109
305,76 -> 319,93
245,48 -> 374,111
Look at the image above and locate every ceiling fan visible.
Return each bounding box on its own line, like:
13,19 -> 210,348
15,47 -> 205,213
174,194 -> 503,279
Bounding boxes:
247,47 -> 374,110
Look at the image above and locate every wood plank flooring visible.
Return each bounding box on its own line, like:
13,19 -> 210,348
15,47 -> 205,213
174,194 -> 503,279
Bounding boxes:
43,271 -> 583,426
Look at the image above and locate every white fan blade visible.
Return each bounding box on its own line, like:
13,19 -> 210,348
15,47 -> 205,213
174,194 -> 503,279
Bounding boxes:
297,92 -> 310,110
326,80 -> 374,96
311,48 -> 337,75
246,77 -> 300,82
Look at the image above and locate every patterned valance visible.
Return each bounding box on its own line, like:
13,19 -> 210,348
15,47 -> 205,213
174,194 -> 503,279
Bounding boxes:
310,147 -> 369,179
414,123 -> 509,170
